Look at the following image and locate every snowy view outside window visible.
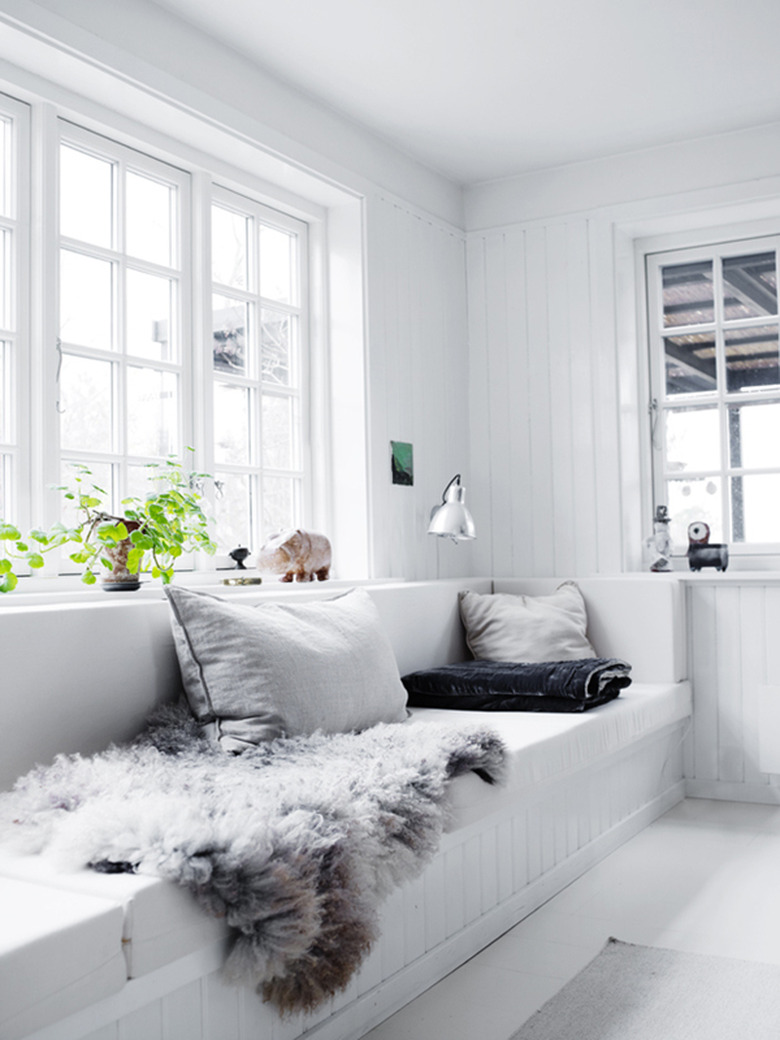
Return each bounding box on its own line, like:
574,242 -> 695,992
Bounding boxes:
648,242 -> 780,551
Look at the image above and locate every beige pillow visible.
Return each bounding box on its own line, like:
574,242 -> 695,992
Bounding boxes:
458,582 -> 596,663
165,586 -> 408,752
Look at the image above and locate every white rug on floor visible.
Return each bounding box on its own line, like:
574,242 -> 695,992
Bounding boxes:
511,938 -> 780,1039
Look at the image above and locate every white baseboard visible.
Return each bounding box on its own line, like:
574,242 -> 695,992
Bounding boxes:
686,779 -> 780,804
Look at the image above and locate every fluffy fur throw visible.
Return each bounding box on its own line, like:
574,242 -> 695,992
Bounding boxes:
0,705 -> 506,1013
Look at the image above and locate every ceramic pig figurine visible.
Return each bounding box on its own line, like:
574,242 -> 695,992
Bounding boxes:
257,529 -> 332,582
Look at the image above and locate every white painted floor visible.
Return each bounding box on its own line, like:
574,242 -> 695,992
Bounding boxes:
363,797 -> 780,1039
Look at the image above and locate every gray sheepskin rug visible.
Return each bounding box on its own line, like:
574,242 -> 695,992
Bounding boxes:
0,705 -> 506,1014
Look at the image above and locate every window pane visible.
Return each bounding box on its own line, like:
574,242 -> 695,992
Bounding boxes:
0,118 -> 9,220
667,476 -> 723,547
662,260 -> 714,328
664,407 -> 720,473
214,383 -> 251,465
213,294 -> 248,374
664,331 -> 716,395
215,471 -> 251,552
60,145 -> 113,249
259,225 -> 293,304
262,476 -> 298,537
126,269 -> 175,362
0,228 -> 10,331
60,460 -> 114,526
212,206 -> 248,289
0,341 -> 9,443
0,454 -> 9,517
725,324 -> 780,392
733,474 -> 780,543
723,253 -> 777,321
60,354 -> 114,452
60,250 -> 114,350
126,463 -> 158,503
260,309 -> 292,385
126,366 -> 178,457
262,394 -> 296,469
126,171 -> 173,266
729,402 -> 780,469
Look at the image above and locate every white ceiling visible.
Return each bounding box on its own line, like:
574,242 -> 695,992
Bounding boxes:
150,0 -> 780,186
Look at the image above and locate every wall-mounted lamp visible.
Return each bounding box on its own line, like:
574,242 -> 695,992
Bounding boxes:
427,474 -> 476,543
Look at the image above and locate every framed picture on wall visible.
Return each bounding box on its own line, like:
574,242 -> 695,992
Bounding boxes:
391,441 -> 414,485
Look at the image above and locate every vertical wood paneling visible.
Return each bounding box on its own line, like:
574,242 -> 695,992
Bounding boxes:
691,585 -> 719,781
511,811 -> 529,893
467,234 -> 494,577
715,587 -> 744,782
687,581 -> 780,797
566,221 -> 599,575
366,195 -> 469,581
444,845 -> 466,937
524,227 -> 555,575
118,1003 -> 163,1040
467,215 -> 626,577
504,229 -> 534,576
402,875 -> 427,964
587,219 -> 623,573
484,234 -> 513,575
423,853 -> 447,952
480,828 -> 499,915
546,224 -> 576,578
162,980 -> 204,1040
202,973 -> 241,1040
765,587 -> 780,684
379,888 -> 406,978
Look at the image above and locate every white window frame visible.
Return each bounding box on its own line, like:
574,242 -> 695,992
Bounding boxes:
51,120 -> 193,524
0,93 -> 30,527
0,87 -> 326,589
208,184 -> 310,564
646,233 -> 780,558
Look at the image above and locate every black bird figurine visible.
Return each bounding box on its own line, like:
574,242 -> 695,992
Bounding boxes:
687,521 -> 728,572
228,545 -> 250,570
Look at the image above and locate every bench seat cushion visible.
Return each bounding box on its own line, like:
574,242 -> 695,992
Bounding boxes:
0,877 -> 126,1040
412,681 -> 692,831
0,852 -> 230,979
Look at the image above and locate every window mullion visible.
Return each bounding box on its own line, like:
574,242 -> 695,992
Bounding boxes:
34,102 -> 60,529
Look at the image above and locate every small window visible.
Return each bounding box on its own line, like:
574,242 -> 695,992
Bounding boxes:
647,237 -> 780,552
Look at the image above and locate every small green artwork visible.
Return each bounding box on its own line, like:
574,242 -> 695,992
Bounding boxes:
391,441 -> 413,486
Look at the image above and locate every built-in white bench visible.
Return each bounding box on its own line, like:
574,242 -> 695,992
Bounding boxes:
0,576 -> 690,1040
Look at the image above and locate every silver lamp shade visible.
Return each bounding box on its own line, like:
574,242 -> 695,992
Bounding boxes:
427,474 -> 476,542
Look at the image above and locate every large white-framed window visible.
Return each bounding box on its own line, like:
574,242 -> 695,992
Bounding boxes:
646,236 -> 780,554
0,100 -> 320,582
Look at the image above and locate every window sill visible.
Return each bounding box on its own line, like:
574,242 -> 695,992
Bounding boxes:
0,571 -> 393,608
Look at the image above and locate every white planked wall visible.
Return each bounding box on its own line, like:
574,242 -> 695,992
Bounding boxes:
686,579 -> 780,803
365,193 -> 476,581
467,219 -> 625,578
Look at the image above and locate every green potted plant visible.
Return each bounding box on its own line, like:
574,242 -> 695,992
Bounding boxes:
0,454 -> 217,593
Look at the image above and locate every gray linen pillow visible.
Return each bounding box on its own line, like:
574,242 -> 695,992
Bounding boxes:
165,585 -> 408,751
458,582 -> 596,663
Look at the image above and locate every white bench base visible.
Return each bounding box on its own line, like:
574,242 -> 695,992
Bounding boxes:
20,716 -> 687,1040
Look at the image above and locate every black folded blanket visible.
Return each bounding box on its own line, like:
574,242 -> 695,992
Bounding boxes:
402,658 -> 632,713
